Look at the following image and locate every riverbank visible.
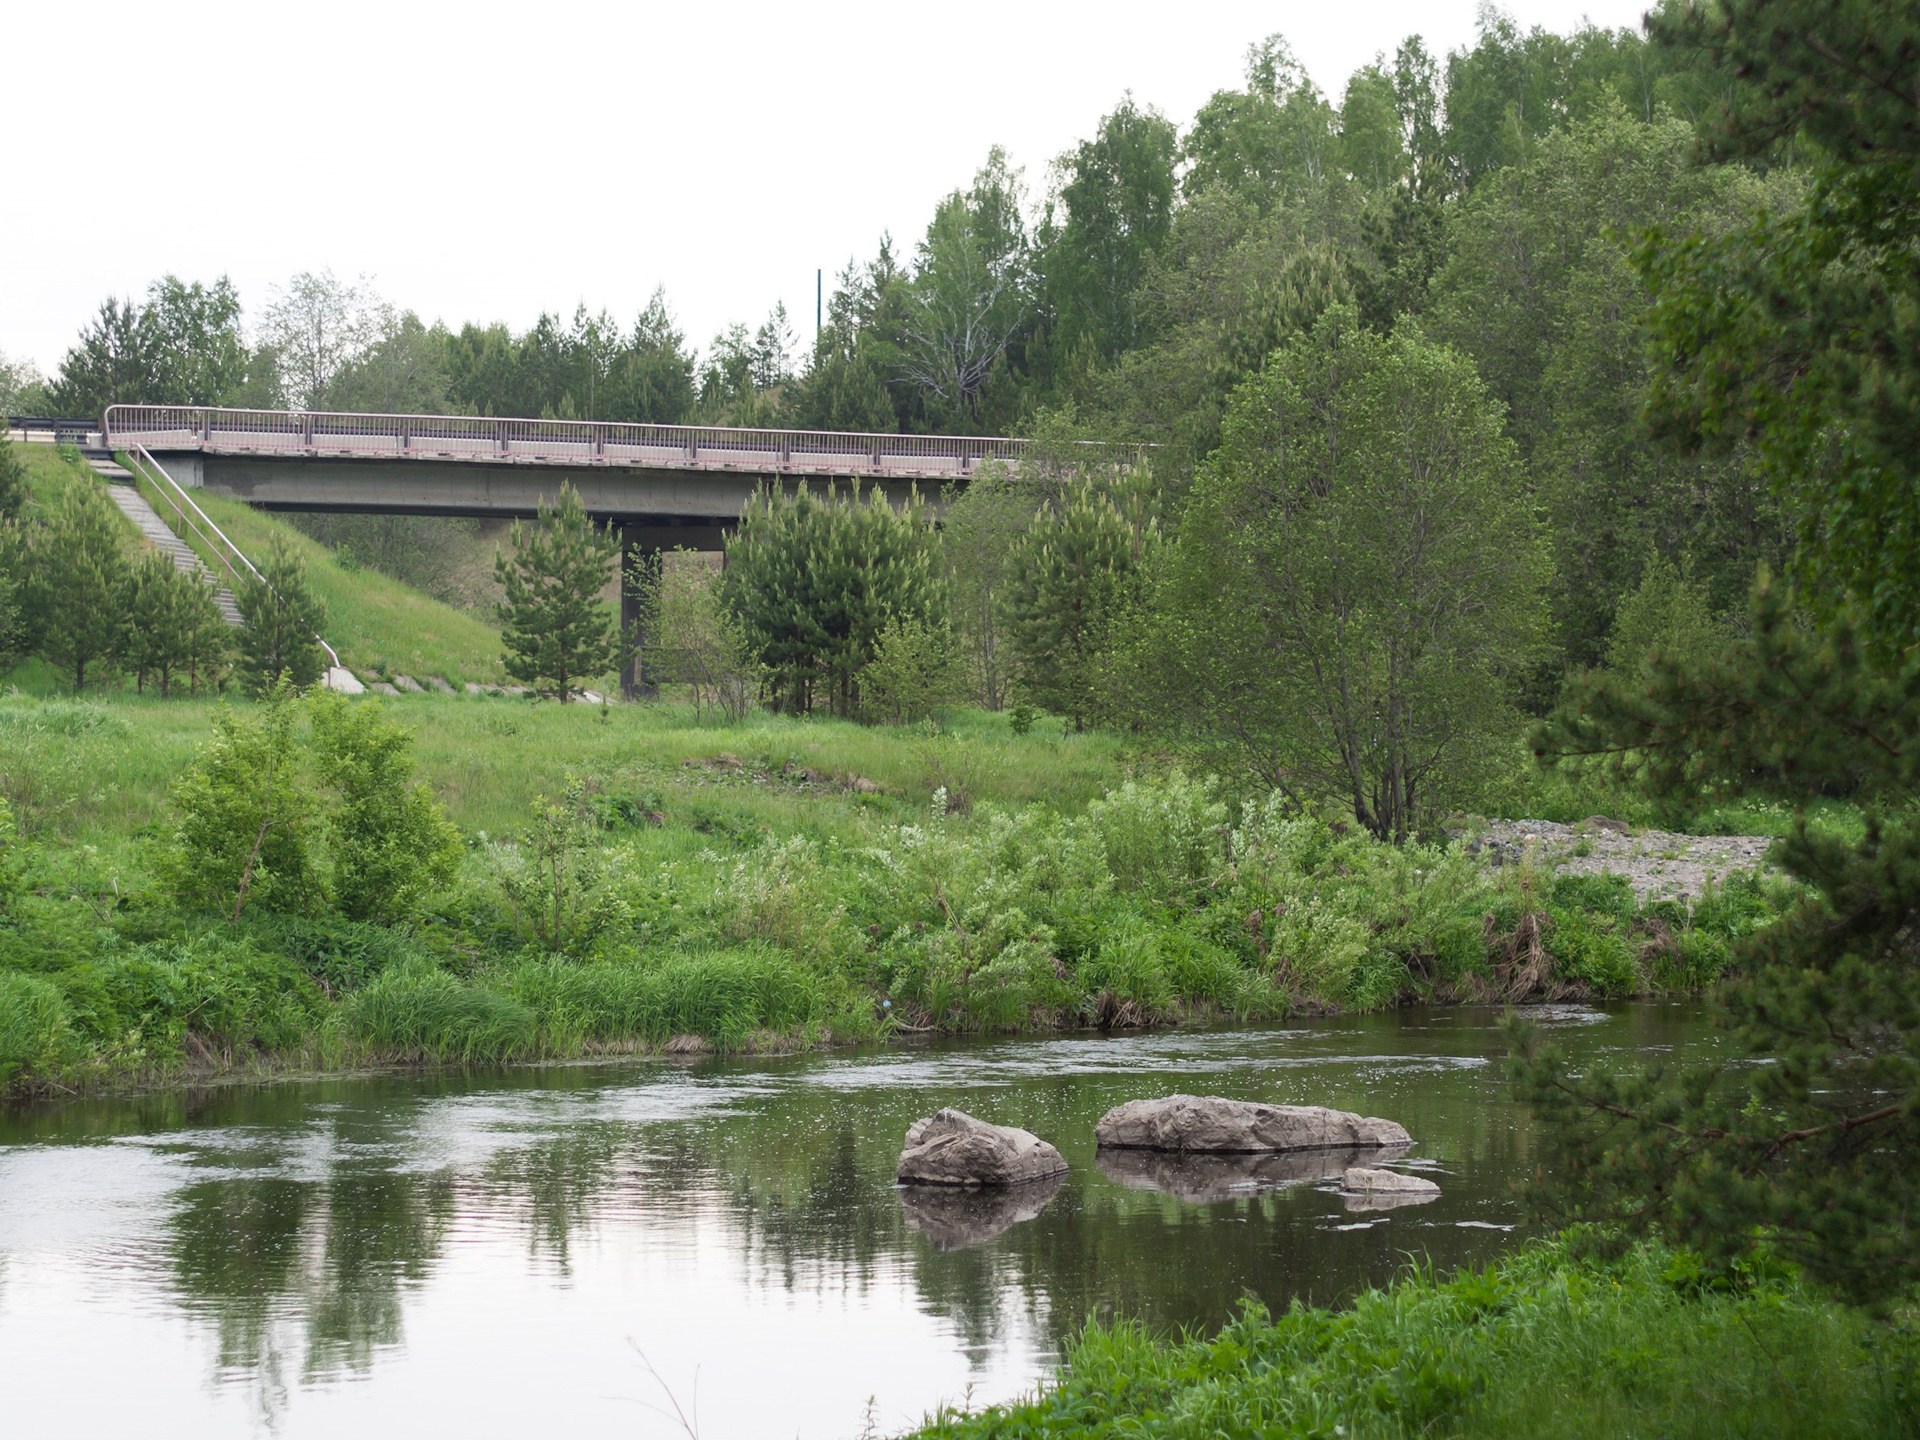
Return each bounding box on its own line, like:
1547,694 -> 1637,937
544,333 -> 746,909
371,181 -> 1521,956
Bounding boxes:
908,1235 -> 1918,1439
0,689 -> 1801,1099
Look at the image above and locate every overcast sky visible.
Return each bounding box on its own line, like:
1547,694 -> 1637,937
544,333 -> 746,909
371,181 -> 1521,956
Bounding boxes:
4,0 -> 1651,377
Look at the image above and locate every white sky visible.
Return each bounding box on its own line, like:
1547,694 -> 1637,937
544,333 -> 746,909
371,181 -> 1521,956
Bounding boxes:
4,0 -> 1651,378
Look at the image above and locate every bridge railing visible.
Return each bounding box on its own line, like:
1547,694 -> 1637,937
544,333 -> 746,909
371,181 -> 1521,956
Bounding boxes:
102,405 -> 1142,479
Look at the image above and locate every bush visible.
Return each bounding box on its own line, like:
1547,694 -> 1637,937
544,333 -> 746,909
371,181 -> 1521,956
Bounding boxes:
121,934 -> 326,1058
338,963 -> 536,1062
507,949 -> 835,1049
0,971 -> 71,1086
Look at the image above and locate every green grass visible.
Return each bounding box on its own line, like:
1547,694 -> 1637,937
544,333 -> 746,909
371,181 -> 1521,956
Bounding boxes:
909,1237 -> 1918,1439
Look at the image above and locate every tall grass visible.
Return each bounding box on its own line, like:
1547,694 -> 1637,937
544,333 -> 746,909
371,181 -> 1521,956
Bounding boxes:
911,1238 -> 1918,1439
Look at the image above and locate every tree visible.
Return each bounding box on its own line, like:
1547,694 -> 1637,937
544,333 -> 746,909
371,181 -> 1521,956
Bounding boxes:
1002,479 -> 1148,731
1147,308 -> 1549,840
309,692 -> 461,923
234,535 -> 328,693
123,553 -> 227,697
630,550 -> 761,722
1047,96 -> 1180,366
1602,553 -> 1726,683
261,270 -> 389,410
901,150 -> 1032,426
493,481 -> 619,702
1511,0 -> 1920,1309
0,433 -> 27,521
37,480 -> 132,689
859,615 -> 961,725
718,482 -> 943,715
49,276 -> 250,415
0,350 -> 49,420
940,461 -> 1038,710
159,679 -> 320,921
1428,104 -> 1794,663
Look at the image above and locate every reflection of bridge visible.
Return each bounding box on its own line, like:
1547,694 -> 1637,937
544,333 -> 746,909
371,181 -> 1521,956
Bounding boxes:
104,405 -> 1124,696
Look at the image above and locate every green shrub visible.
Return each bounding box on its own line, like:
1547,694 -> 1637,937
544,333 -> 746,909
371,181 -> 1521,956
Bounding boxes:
338,962 -> 536,1062
1545,907 -> 1640,993
1074,920 -> 1172,1017
1271,898 -> 1372,1002
0,971 -> 71,1086
245,913 -> 427,994
1085,770 -> 1226,898
122,934 -> 326,1057
508,948 -> 833,1048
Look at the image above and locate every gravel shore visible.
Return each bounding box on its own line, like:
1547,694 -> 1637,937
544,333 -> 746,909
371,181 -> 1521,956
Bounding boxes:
1462,818 -> 1776,903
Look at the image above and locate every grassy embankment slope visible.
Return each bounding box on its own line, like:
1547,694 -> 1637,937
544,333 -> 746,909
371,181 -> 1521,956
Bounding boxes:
908,1237 -> 1917,1440
119,455 -> 508,685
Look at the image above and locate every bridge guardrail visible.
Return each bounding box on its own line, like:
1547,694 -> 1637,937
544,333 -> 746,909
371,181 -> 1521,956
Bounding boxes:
103,405 -> 1144,480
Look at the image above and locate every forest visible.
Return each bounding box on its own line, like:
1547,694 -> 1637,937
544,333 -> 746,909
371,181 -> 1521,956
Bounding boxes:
2,0 -> 1919,1431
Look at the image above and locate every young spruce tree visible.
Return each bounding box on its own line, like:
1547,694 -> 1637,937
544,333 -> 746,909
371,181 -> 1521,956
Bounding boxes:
494,481 -> 619,702
235,535 -> 327,693
38,479 -> 132,690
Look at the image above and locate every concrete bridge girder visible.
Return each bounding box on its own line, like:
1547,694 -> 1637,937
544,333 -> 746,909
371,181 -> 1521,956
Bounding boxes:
157,452 -> 945,531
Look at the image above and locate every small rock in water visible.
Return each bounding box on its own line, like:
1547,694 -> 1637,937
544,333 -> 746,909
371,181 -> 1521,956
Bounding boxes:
1341,1167 -> 1441,1210
1342,1166 -> 1439,1195
897,1108 -> 1068,1187
1095,1095 -> 1411,1153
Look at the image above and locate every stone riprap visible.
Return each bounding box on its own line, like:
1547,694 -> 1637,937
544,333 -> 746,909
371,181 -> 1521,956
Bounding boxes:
896,1109 -> 1069,1187
1465,818 -> 1774,903
1094,1095 -> 1411,1153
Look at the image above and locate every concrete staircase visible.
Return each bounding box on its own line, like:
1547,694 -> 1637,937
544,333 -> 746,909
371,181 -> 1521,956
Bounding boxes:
87,453 -> 244,627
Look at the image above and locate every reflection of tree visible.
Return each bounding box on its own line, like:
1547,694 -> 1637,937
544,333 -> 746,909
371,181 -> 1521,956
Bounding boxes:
129,1012 -> 1714,1417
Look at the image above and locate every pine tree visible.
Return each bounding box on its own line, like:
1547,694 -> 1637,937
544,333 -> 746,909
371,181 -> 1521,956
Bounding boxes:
38,479 -> 132,690
180,577 -> 232,695
493,481 -> 619,702
125,553 -> 226,697
1512,0 -> 1920,1308
234,535 -> 327,694
1002,480 -> 1148,732
717,482 -> 943,715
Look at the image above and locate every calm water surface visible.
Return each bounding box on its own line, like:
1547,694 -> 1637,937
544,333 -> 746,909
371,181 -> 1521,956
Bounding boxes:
0,1004 -> 1716,1438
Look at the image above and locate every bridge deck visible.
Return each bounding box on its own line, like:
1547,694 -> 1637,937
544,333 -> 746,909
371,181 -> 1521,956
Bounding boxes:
102,405 -> 1122,484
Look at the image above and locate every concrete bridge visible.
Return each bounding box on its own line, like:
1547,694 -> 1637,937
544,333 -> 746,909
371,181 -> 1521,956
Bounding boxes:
103,404 -> 1088,553
104,404 -> 1133,697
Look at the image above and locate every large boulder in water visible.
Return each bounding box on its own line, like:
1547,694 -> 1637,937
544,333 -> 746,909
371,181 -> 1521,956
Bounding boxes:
1094,1095 -> 1411,1153
897,1108 -> 1069,1187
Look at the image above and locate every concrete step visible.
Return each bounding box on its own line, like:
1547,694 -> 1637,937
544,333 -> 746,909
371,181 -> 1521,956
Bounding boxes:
98,468 -> 244,627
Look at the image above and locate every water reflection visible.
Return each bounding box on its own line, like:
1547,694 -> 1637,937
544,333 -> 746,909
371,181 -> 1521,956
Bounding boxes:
899,1173 -> 1065,1249
0,1005 -> 1721,1439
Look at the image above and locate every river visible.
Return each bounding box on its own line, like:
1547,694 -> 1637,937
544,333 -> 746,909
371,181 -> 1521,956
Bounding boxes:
0,1003 -> 1715,1438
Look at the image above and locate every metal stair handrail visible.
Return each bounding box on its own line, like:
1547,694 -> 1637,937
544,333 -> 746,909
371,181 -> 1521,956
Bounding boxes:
124,444 -> 342,672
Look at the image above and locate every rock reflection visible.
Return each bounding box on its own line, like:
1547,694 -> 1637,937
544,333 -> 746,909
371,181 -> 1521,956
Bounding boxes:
1097,1145 -> 1412,1202
1343,1186 -> 1441,1213
899,1173 -> 1065,1250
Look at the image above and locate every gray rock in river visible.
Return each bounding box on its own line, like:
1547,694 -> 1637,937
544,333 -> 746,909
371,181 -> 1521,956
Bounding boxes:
1095,1095 -> 1411,1153
1341,1166 -> 1441,1211
899,1170 -> 1064,1248
896,1108 -> 1069,1187
1098,1144 -> 1410,1202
